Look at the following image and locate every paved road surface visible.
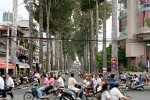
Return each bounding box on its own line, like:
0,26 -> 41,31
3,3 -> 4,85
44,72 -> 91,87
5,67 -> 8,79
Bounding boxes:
12,74 -> 150,100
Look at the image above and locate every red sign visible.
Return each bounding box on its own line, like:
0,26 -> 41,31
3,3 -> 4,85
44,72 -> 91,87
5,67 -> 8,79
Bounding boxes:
111,57 -> 117,64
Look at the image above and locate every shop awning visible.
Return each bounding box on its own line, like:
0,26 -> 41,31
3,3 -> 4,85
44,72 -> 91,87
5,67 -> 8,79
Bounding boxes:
19,63 -> 30,68
0,60 -> 15,69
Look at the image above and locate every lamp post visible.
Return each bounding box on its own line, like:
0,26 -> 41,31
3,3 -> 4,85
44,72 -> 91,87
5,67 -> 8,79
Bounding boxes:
6,12 -> 10,74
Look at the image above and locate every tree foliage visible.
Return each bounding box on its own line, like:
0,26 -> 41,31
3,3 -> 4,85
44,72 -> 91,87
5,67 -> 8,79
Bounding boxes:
25,0 -> 112,60
96,45 -> 126,70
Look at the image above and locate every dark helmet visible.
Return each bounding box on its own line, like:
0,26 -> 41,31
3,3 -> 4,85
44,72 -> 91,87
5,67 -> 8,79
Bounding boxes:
113,81 -> 120,87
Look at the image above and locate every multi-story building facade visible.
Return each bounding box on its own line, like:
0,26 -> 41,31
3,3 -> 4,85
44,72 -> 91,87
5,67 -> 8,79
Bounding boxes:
118,0 -> 150,69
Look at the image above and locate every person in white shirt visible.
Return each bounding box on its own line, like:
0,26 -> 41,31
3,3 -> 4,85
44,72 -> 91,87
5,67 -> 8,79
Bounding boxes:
0,72 -> 6,98
34,71 -> 40,83
96,74 -> 102,92
110,81 -> 131,100
57,75 -> 64,87
68,73 -> 80,100
4,73 -> 14,99
101,81 -> 111,100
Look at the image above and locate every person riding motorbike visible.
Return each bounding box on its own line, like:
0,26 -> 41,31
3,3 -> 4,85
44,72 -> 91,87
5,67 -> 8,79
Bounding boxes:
34,71 -> 40,83
0,72 -> 6,99
45,72 -> 55,95
4,73 -> 14,92
37,74 -> 49,98
56,74 -> 64,87
68,73 -> 81,100
110,81 -> 132,100
109,74 -> 116,90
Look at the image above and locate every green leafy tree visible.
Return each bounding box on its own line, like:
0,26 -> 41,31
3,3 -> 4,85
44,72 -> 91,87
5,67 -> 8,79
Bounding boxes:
96,45 -> 126,71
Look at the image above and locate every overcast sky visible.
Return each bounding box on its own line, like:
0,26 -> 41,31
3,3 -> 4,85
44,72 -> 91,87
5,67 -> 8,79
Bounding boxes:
0,0 -> 112,51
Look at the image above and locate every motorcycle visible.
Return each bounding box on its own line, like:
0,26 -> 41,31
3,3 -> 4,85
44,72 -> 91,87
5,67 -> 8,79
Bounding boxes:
59,85 -> 87,100
23,83 -> 59,100
0,90 -> 14,100
126,80 -> 144,91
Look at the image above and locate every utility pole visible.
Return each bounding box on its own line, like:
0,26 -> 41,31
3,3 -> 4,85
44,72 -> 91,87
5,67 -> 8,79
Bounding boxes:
11,0 -> 18,76
28,0 -> 34,71
103,0 -> 107,80
6,11 -> 10,74
112,0 -> 118,79
39,0 -> 43,71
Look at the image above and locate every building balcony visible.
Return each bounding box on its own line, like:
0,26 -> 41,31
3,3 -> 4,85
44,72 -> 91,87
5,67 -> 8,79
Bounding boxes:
137,26 -> 150,34
137,26 -> 150,40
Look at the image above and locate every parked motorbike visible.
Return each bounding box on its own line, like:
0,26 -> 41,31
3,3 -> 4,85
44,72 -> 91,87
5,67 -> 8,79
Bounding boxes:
59,85 -> 87,100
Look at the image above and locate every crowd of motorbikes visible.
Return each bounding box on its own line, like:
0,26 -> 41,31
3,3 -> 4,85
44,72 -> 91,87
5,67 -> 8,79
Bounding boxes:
23,81 -> 96,100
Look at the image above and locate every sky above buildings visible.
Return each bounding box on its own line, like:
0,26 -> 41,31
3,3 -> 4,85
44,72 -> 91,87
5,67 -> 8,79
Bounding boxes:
0,0 -> 112,52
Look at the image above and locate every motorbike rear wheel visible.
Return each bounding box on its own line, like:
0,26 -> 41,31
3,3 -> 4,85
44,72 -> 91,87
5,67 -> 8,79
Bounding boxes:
59,93 -> 74,100
24,92 -> 34,100
86,92 -> 94,100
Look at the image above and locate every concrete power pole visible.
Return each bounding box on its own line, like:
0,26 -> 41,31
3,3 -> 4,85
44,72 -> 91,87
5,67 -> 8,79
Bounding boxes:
112,0 -> 118,76
28,0 -> 34,71
11,0 -> 18,76
103,0 -> 107,80
39,0 -> 43,71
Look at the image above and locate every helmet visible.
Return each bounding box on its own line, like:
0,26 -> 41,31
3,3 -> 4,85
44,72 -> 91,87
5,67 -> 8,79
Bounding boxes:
113,81 -> 120,87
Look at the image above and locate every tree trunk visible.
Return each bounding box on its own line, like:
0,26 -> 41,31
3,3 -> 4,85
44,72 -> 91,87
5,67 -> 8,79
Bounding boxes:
112,0 -> 118,79
11,0 -> 18,76
39,0 -> 44,72
89,9 -> 95,74
103,0 -> 107,80
46,0 -> 51,72
95,0 -> 99,74
55,34 -> 59,71
96,0 -> 99,54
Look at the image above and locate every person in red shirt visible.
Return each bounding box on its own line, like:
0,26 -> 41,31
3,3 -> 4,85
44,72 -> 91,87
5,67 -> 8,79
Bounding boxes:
45,72 -> 55,94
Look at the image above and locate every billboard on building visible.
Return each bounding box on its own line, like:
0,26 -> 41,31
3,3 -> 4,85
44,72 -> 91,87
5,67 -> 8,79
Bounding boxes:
3,12 -> 13,21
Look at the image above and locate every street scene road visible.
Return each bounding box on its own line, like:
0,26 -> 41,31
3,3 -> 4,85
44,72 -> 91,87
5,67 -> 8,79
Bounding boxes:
11,75 -> 150,100
1,0 -> 150,100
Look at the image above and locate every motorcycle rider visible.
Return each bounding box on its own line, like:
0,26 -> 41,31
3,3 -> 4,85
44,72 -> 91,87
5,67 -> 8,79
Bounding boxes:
34,71 -> 40,83
0,72 -> 6,99
37,74 -> 48,98
110,81 -> 131,100
101,81 -> 111,100
56,74 -> 64,87
109,74 -> 116,90
45,72 -> 55,95
4,73 -> 14,92
68,73 -> 81,100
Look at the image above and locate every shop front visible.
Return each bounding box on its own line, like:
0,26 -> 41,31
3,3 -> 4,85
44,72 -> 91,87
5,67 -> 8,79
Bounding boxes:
0,60 -> 15,75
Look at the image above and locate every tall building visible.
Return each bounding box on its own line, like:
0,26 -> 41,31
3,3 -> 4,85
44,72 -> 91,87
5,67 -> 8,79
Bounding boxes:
118,0 -> 150,69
